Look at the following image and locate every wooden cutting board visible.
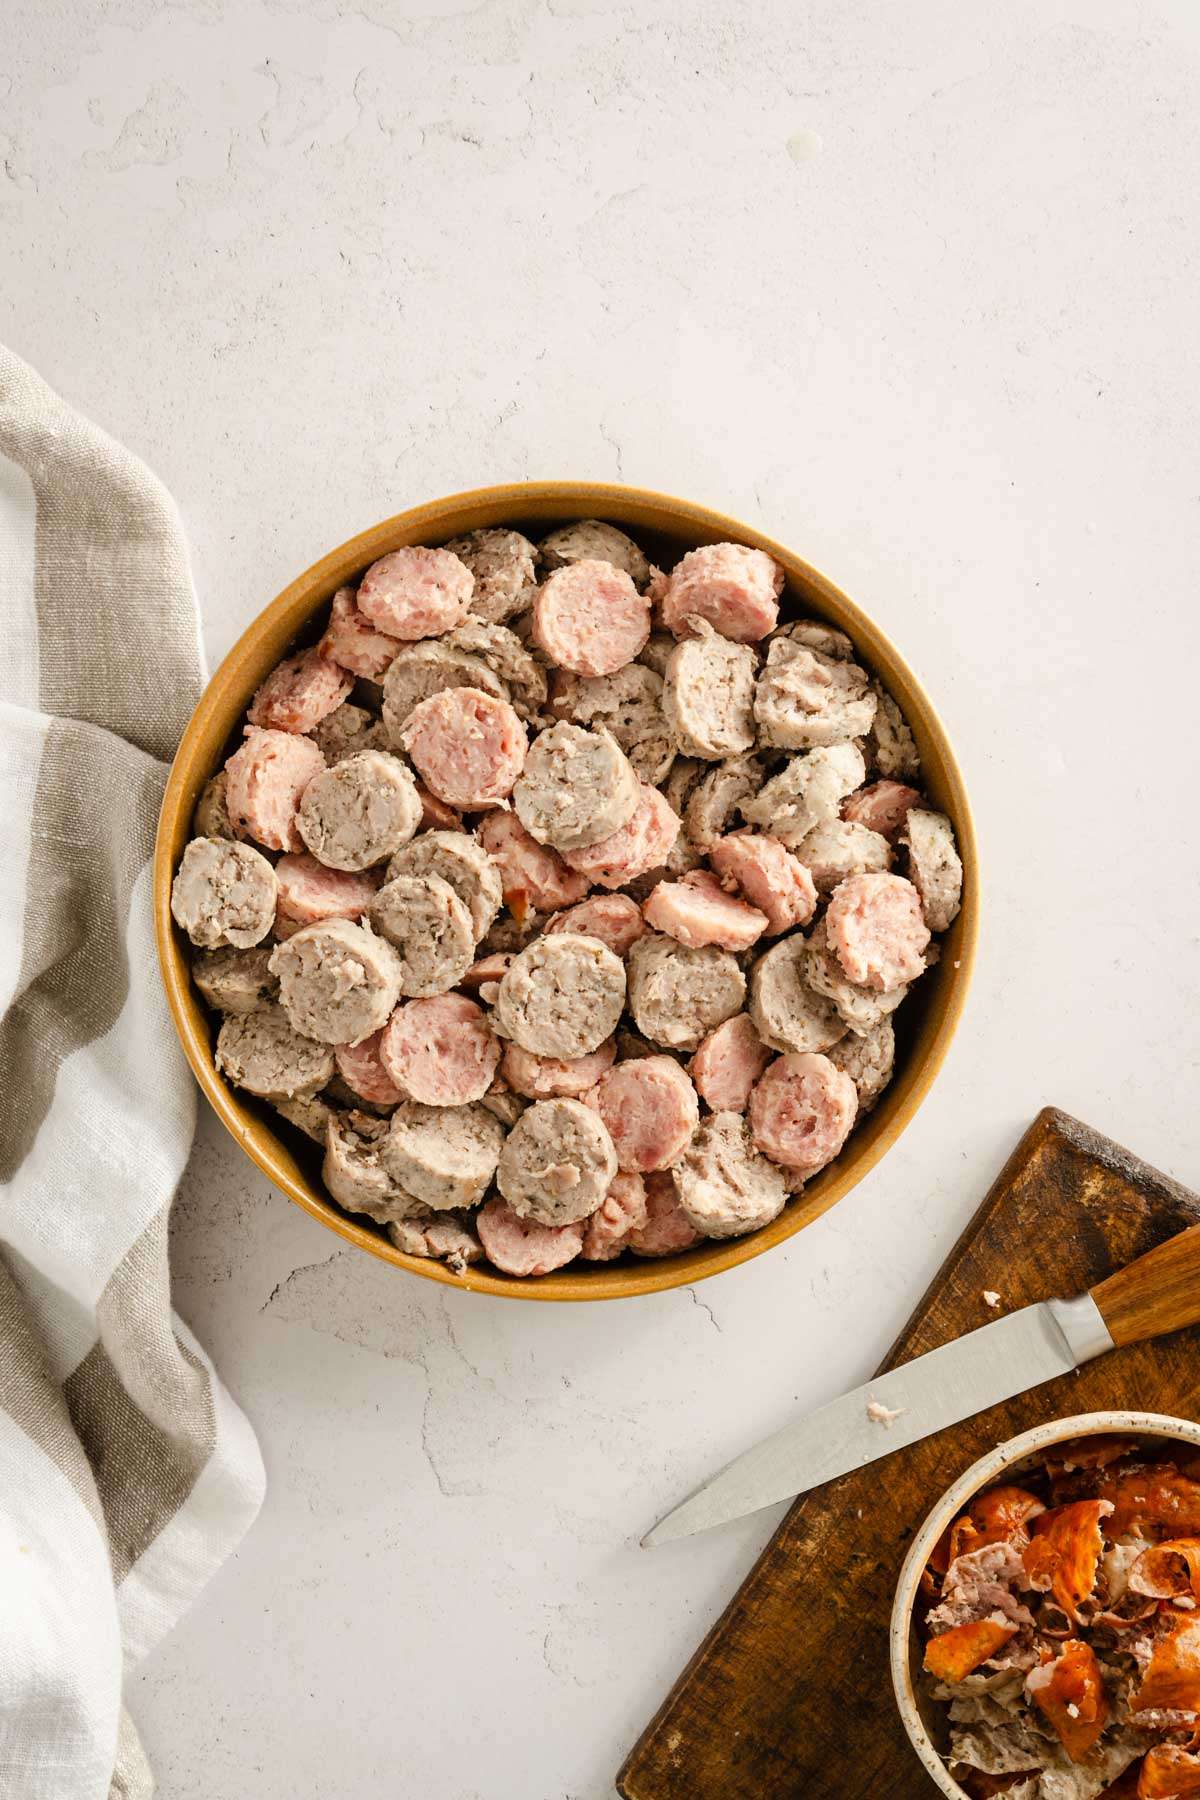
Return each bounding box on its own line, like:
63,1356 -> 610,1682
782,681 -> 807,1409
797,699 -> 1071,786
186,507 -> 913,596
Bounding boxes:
617,1107 -> 1200,1798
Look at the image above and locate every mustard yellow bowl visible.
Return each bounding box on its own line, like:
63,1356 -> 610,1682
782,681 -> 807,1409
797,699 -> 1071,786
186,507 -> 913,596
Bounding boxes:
154,481 -> 978,1301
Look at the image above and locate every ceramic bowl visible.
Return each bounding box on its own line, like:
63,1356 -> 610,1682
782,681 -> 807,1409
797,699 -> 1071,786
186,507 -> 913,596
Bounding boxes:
890,1409 -> 1200,1795
154,480 -> 978,1300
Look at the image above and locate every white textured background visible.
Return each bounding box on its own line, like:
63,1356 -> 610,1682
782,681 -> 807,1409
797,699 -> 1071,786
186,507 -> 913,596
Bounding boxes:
4,2 -> 1199,1795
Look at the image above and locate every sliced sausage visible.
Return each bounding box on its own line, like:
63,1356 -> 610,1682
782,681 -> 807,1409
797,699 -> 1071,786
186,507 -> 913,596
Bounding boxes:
356,546 -> 474,640
843,780 -> 923,841
660,542 -> 783,643
171,837 -> 277,949
275,852 -> 381,934
318,586 -> 402,680
478,1081 -> 527,1128
296,750 -> 422,871
381,1101 -> 504,1209
626,933 -> 746,1052
825,871 -> 931,990
248,647 -> 353,735
324,1110 -> 424,1222
662,621 -> 756,760
643,869 -> 767,953
475,810 -> 589,916
867,680 -> 921,780
387,1209 -> 484,1270
311,701 -> 386,765
562,781 -> 680,890
748,934 -> 847,1055
682,755 -> 764,850
901,809 -> 963,932
334,1027 -> 406,1107
415,783 -> 461,832
215,1001 -> 334,1100
638,632 -> 675,678
688,1013 -> 772,1112
500,1037 -> 617,1101
543,894 -> 644,959
708,832 -> 818,935
826,1019 -> 895,1115
580,1172 -> 648,1261
493,933 -> 626,1059
628,1171 -> 701,1257
191,944 -> 278,1014
442,619 -> 547,721
461,951 -> 512,997
749,1051 -> 858,1175
585,1056 -> 699,1173
740,743 -> 866,847
513,721 -> 640,852
753,639 -> 876,749
538,519 -> 651,589
400,687 -> 527,809
369,873 -> 476,997
387,829 -> 502,942
794,818 -> 890,894
272,1091 -> 338,1144
673,1111 -> 789,1239
379,992 -> 499,1106
380,639 -> 507,741
804,916 -> 910,1036
443,527 -> 537,625
476,1197 -> 584,1277
550,663 -> 674,785
532,560 -> 651,677
496,1096 -> 618,1226
770,617 -> 856,662
224,727 -> 325,853
270,918 -> 403,1045
192,770 -> 235,840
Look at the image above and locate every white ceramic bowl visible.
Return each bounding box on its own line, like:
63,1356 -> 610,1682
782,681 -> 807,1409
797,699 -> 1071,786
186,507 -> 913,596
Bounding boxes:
889,1410 -> 1200,1796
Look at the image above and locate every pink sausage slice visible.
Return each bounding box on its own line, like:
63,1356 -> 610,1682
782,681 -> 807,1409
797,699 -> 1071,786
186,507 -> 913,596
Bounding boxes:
586,1055 -> 699,1173
628,1171 -> 701,1257
318,586 -> 402,680
842,780 -> 923,841
532,559 -> 651,677
401,688 -> 527,808
563,781 -> 680,890
689,1013 -> 773,1112
660,543 -> 783,644
225,728 -> 325,853
334,1029 -> 405,1107
275,853 -> 381,935
501,1037 -> 616,1101
476,1197 -> 584,1277
543,893 -> 645,958
476,811 -> 589,915
642,869 -> 767,952
580,1172 -> 648,1261
248,648 -> 353,735
708,832 -> 818,936
357,547 -> 473,641
748,1051 -> 857,1174
379,992 -> 499,1107
825,871 -> 931,990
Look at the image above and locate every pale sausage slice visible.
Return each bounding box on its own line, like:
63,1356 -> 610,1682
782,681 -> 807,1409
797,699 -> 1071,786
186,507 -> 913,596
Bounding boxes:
843,780 -> 923,841
585,1056 -> 699,1173
543,894 -> 644,959
476,810 -> 589,917
708,832 -> 818,935
662,621 -> 756,760
493,933 -> 626,1060
740,743 -> 866,848
275,852 -> 381,935
379,992 -> 499,1106
270,918 -> 404,1046
387,829 -> 502,941
533,559 -> 651,677
538,520 -> 651,588
225,727 -> 325,853
357,546 -> 474,640
748,934 -> 846,1055
688,1013 -> 772,1113
748,1052 -> 858,1175
580,1173 -> 648,1261
192,945 -> 278,1014
443,527 -> 537,625
443,619 -> 547,722
382,1101 -> 503,1210
380,639 -> 506,741
562,781 -> 680,890
794,819 -> 890,895
248,647 -> 353,734
215,1001 -> 334,1100
312,701 -> 386,765
551,663 -> 673,784
476,1198 -> 584,1277
387,1210 -> 483,1271
501,1037 -> 616,1101
753,640 -> 876,749
867,680 -> 921,780
192,770 -> 235,840
318,586 -> 402,680
642,869 -> 767,953
513,722 -> 640,852
296,750 -> 422,871
628,1171 -> 701,1257
901,809 -> 963,932
660,542 -> 783,643
826,1020 -> 895,1115
805,917 -> 910,1037
323,1111 -> 425,1223
334,1029 -> 405,1107
497,1097 -> 618,1226
673,1111 -> 788,1239
683,756 -> 763,850
626,933 -> 746,1052
369,873 -> 476,997
825,871 -> 931,990
400,687 -> 527,808
171,837 -> 277,949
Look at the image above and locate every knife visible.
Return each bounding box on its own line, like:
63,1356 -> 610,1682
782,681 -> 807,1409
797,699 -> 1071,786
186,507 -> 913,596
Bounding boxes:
643,1219 -> 1200,1547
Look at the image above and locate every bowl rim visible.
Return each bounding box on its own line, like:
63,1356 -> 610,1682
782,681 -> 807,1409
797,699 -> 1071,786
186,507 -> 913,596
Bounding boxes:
154,478 -> 980,1301
889,1408 -> 1200,1796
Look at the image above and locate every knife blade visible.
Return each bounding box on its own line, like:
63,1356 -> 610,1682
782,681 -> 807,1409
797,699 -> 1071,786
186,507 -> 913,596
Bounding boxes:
642,1292 -> 1115,1548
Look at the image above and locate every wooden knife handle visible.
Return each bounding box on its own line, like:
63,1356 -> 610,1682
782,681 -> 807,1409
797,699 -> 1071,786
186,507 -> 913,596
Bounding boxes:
1090,1222 -> 1200,1349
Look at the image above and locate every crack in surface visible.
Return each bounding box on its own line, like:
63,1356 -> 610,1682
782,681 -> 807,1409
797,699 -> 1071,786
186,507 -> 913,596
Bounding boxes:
687,1286 -> 722,1332
260,1250 -> 345,1312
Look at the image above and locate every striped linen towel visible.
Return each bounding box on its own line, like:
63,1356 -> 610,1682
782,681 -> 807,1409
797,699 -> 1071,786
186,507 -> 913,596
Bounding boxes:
0,346 -> 265,1799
